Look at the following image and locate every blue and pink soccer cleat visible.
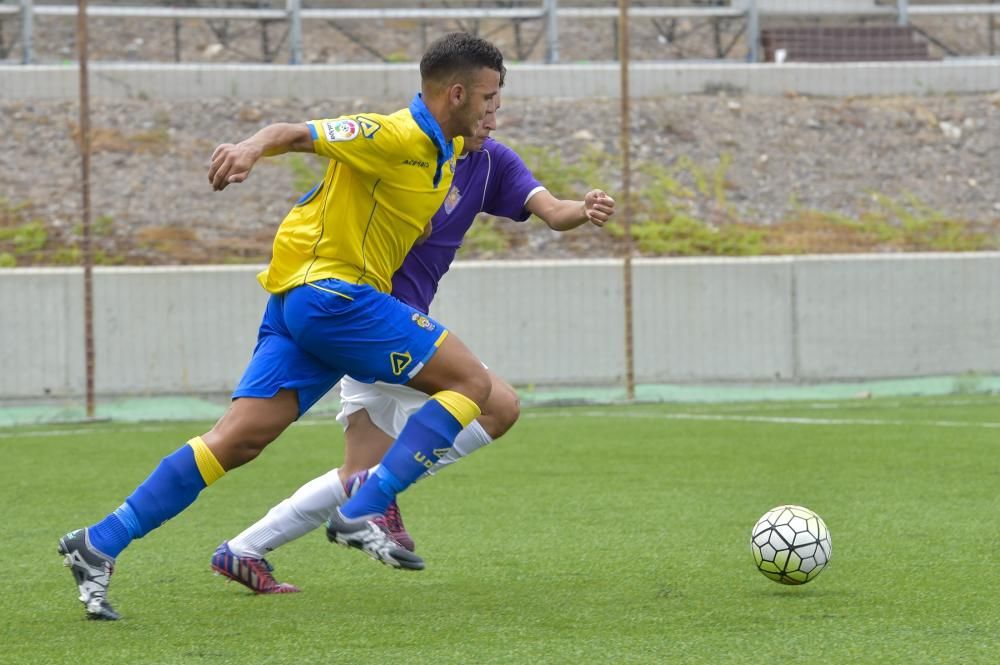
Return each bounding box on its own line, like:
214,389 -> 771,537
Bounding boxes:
211,542 -> 300,594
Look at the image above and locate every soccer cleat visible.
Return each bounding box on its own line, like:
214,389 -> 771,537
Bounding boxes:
342,469 -> 416,552
375,501 -> 416,553
341,468 -> 370,497
58,528 -> 120,621
211,542 -> 300,594
325,508 -> 425,571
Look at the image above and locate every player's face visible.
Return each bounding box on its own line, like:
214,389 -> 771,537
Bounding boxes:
457,67 -> 501,138
463,96 -> 500,153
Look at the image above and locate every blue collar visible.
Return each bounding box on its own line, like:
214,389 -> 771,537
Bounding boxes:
409,93 -> 454,188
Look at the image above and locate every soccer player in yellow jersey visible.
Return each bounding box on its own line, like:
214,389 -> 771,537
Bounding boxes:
58,33 -> 504,621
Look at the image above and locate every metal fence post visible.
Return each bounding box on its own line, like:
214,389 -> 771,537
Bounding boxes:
618,0 -> 635,401
21,0 -> 33,64
747,0 -> 760,62
897,0 -> 909,26
77,0 -> 96,419
288,0 -> 303,64
545,0 -> 558,64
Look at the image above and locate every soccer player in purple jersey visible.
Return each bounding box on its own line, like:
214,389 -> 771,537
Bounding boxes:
210,102 -> 616,593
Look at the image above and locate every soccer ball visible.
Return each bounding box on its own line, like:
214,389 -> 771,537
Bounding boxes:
750,505 -> 831,585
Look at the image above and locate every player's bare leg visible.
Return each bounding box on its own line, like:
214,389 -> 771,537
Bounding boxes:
202,389 -> 300,470
406,333 -> 492,405
472,371 -> 520,440
342,409 -> 394,476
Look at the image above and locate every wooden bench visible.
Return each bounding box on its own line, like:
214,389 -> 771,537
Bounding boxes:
761,26 -> 933,62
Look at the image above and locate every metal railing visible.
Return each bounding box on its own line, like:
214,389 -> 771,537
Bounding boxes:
5,1 -> 1000,65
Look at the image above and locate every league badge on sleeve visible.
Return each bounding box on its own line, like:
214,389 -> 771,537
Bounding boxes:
324,119 -> 359,142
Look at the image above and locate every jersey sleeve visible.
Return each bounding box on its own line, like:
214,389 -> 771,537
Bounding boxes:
307,114 -> 400,176
483,145 -> 545,222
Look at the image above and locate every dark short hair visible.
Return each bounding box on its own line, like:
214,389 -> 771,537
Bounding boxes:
420,32 -> 505,86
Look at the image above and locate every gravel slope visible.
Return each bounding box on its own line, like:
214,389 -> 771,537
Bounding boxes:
2,90 -> 999,263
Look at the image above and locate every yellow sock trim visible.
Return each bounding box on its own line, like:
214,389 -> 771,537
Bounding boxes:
188,436 -> 226,486
432,390 -> 481,428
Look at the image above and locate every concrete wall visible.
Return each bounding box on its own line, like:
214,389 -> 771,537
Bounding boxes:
793,254 -> 1000,379
2,60 -> 1000,101
632,257 -> 796,382
0,266 -> 263,398
1,253 -> 997,399
431,260 -> 627,385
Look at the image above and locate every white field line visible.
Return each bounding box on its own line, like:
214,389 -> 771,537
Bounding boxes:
3,403 -> 999,439
644,397 -> 999,413
523,411 -> 1000,429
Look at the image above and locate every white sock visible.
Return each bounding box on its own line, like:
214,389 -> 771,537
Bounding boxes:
228,467 -> 348,559
425,420 -> 493,477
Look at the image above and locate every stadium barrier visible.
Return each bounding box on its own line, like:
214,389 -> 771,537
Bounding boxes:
5,1 -> 1000,66
2,253 -> 997,399
3,60 -> 1000,100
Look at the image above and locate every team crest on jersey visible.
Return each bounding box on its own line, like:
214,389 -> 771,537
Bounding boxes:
443,186 -> 462,214
324,119 -> 358,142
390,351 -> 412,376
411,313 -> 436,331
357,116 -> 382,139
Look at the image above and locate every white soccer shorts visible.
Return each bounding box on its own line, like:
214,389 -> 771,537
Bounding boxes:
336,376 -> 428,439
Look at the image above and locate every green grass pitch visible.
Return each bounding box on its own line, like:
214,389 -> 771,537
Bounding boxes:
3,396 -> 998,664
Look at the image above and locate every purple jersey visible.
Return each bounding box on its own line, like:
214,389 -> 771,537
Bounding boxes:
391,138 -> 544,313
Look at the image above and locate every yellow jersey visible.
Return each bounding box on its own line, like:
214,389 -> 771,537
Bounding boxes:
257,98 -> 462,295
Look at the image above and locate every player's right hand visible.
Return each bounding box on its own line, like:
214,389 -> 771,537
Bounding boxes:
584,189 -> 615,227
209,142 -> 261,191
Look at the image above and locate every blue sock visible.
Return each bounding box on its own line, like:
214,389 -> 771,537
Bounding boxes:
341,399 -> 464,519
88,438 -> 225,558
87,508 -> 133,559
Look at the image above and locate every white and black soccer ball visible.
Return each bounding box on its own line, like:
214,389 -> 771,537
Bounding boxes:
751,505 -> 831,585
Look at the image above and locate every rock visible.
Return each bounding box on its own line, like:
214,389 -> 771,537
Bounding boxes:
939,121 -> 962,141
238,107 -> 263,123
914,106 -> 938,126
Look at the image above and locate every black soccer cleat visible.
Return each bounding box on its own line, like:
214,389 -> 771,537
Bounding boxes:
58,528 -> 120,621
325,509 -> 425,571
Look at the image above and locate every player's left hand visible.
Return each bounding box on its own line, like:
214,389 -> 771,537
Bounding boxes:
209,142 -> 262,191
584,190 -> 615,227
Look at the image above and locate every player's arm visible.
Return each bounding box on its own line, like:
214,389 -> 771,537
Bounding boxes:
525,188 -> 616,231
209,122 -> 314,191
